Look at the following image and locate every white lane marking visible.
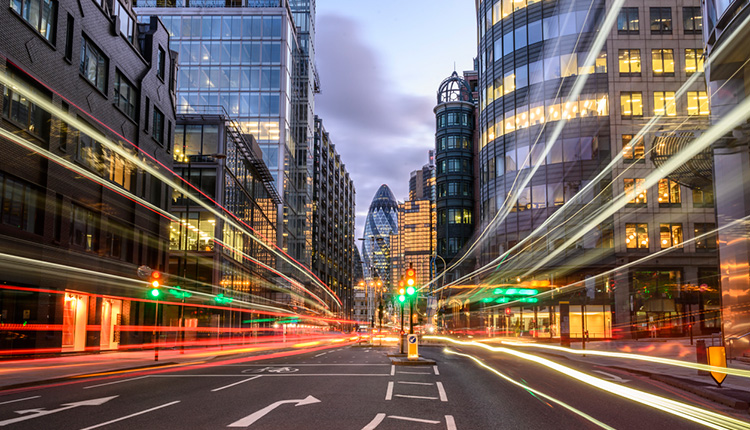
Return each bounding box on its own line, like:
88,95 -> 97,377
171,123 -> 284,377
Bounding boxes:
0,396 -> 40,405
389,415 -> 441,424
397,371 -> 430,375
390,365 -> 395,376
211,376 -> 262,392
151,374 -> 390,377
433,366 -> 440,375
394,394 -> 439,400
83,376 -> 149,389
446,415 -> 457,430
79,400 -> 180,430
385,381 -> 394,401
226,364 -> 390,367
314,353 -> 327,357
227,396 -> 320,427
362,413 -> 386,430
398,381 -> 433,386
436,382 -> 448,402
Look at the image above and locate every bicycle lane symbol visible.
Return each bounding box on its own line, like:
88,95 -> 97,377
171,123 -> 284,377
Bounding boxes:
243,367 -> 300,374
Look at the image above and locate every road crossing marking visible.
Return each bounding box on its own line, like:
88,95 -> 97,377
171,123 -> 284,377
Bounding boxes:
79,401 -> 180,430
446,415 -> 457,430
397,371 -> 430,375
385,382 -> 394,400
389,415 -> 441,424
397,381 -> 433,386
361,413 -> 386,430
390,365 -> 395,376
436,382 -> 448,402
433,366 -> 440,375
0,396 -> 40,406
394,394 -> 439,400
211,376 -> 262,392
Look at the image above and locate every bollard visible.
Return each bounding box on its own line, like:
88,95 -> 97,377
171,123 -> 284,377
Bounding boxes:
696,339 -> 709,376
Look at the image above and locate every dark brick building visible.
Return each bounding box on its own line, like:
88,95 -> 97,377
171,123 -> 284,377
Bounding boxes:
0,0 -> 176,353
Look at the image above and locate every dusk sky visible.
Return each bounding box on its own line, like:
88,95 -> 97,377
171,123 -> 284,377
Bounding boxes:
314,1 -> 476,242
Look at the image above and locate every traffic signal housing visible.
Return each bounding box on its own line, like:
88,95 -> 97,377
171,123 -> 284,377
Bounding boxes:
149,271 -> 161,298
406,268 -> 416,287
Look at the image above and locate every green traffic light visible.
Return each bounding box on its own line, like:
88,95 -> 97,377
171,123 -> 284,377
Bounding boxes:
398,295 -> 406,303
406,286 -> 416,296
150,288 -> 161,298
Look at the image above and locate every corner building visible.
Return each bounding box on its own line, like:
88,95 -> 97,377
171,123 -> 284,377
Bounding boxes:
475,0 -> 719,338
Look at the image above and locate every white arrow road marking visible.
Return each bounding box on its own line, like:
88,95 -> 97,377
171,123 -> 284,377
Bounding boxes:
436,382 -> 448,402
361,413 -> 386,430
0,396 -> 118,427
593,370 -> 630,383
79,401 -> 180,430
0,397 -> 40,406
227,395 -> 320,428
389,415 -> 441,424
446,415 -> 457,430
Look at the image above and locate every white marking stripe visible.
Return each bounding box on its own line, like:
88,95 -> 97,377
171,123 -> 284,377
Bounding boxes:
433,365 -> 440,375
446,415 -> 457,430
390,365 -> 395,376
84,376 -> 149,389
151,374 -> 390,377
224,364 -> 390,367
385,381 -> 394,400
436,382 -> 448,402
362,413 -> 386,430
388,415 -> 441,424
79,401 -> 181,430
0,396 -> 40,405
397,371 -> 430,375
211,376 -> 261,392
394,394 -> 439,400
314,353 -> 327,357
398,381 -> 433,386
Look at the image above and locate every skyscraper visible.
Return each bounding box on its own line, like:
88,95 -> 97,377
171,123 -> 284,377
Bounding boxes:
362,185 -> 398,288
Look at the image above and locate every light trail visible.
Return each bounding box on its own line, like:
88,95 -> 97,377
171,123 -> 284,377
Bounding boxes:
433,337 -> 750,429
0,59 -> 341,309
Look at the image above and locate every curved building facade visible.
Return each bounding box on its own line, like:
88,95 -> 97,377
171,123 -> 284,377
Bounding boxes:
435,72 -> 476,263
362,185 -> 399,287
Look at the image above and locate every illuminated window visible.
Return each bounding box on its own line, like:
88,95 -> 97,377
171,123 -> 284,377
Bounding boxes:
687,91 -> 709,115
650,7 -> 672,34
660,223 -> 683,248
652,49 -> 675,76
595,52 -> 607,73
622,135 -> 645,162
617,7 -> 639,34
626,223 -> 649,249
683,7 -> 702,34
624,178 -> 647,204
504,71 -> 515,94
684,49 -> 704,76
620,92 -> 643,118
654,91 -> 676,116
618,49 -> 641,76
561,53 -> 577,77
657,178 -> 681,205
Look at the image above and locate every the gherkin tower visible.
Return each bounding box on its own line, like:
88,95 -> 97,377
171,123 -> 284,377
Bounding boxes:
362,185 -> 399,287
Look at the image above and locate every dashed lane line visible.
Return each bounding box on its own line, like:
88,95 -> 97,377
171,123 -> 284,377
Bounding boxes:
446,415 -> 457,430
394,394 -> 439,400
79,401 -> 181,430
436,382 -> 448,402
390,365 -> 395,376
397,371 -> 430,375
385,381 -> 394,401
397,381 -> 433,386
0,396 -> 40,405
389,415 -> 441,424
84,376 -> 149,389
433,366 -> 440,375
211,376 -> 261,392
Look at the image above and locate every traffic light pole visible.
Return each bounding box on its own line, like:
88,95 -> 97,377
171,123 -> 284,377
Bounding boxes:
409,295 -> 414,335
400,301 -> 405,354
153,298 -> 159,361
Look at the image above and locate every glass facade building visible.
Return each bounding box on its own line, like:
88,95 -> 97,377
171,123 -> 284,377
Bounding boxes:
474,0 -> 718,339
362,184 -> 399,288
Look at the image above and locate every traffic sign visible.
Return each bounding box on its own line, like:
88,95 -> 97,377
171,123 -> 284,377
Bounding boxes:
407,334 -> 418,359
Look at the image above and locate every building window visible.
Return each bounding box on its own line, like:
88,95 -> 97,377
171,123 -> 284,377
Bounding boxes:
0,172 -> 44,235
660,223 -> 683,248
693,188 -> 714,207
114,71 -> 137,120
80,37 -> 108,93
2,83 -> 50,140
113,1 -> 133,43
685,49 -> 704,76
658,179 -> 681,206
650,7 -> 672,34
652,49 -> 675,77
624,178 -> 647,205
626,223 -> 649,249
617,7 -> 640,34
687,91 -> 709,115
622,135 -> 645,162
11,0 -> 56,43
620,92 -> 643,118
447,208 -> 472,224
152,108 -> 165,144
683,7 -> 702,34
654,91 -> 676,116
694,223 -> 717,250
71,204 -> 97,251
109,153 -> 133,191
157,46 -> 166,81
75,127 -> 104,174
618,49 -> 641,76
64,13 -> 73,60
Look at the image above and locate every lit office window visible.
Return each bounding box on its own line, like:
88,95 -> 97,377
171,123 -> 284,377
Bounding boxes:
685,49 -> 704,75
622,135 -> 645,162
652,49 -> 675,76
658,179 -> 681,205
626,223 -> 649,249
624,178 -> 647,204
618,49 -> 641,76
654,91 -> 676,116
620,92 -> 643,118
687,91 -> 709,115
660,223 -> 683,248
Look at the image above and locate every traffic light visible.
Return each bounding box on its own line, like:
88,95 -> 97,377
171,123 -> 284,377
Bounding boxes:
398,294 -> 406,303
405,268 -> 416,287
149,271 -> 161,298
406,285 -> 416,296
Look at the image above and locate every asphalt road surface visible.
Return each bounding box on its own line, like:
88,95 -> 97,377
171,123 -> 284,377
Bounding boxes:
0,343 -> 744,429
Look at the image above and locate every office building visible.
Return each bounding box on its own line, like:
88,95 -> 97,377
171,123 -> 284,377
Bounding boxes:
409,150 -> 436,202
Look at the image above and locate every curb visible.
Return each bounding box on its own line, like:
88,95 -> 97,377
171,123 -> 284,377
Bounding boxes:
390,357 -> 437,366
649,374 -> 750,411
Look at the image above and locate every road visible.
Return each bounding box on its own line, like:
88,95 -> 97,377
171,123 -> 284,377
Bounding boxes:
0,342 -> 746,429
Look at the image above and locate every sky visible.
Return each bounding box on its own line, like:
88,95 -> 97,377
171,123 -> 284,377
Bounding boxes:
313,0 -> 476,243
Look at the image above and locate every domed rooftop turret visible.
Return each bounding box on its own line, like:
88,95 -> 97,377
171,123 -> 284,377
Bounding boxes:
437,71 -> 473,104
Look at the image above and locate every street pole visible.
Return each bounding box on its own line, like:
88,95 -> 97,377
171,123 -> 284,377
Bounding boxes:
409,295 -> 414,335
400,300 -> 405,354
153,298 -> 159,361
179,296 -> 185,354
